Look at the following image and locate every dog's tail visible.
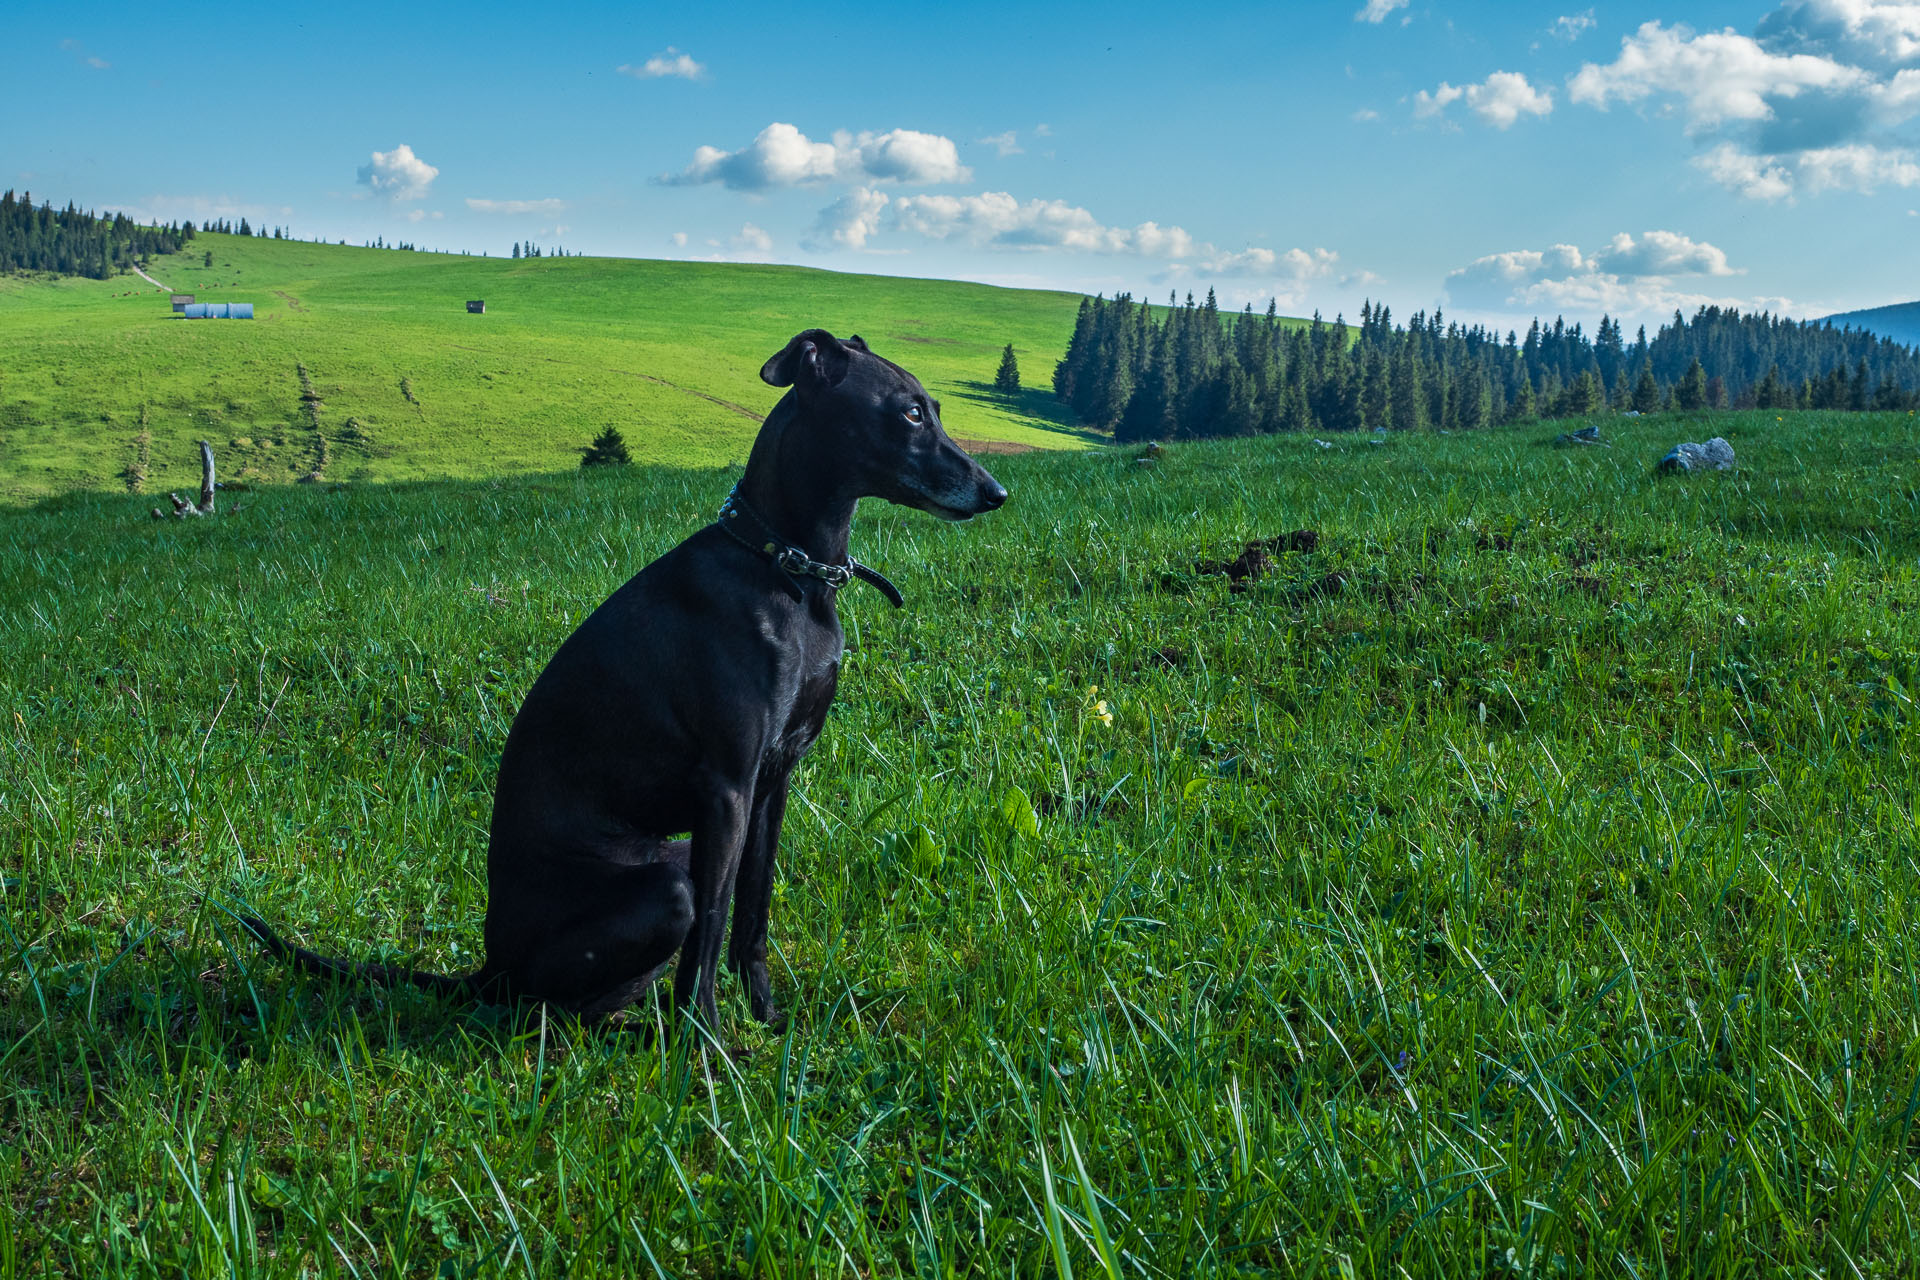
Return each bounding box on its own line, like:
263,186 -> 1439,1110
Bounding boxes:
237,915 -> 491,1001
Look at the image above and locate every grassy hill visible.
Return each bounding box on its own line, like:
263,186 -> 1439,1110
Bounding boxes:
1821,299 -> 1920,348
7,410 -> 1920,1273
0,234 -> 1097,504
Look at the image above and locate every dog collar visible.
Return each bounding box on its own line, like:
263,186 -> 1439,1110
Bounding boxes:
714,486 -> 904,609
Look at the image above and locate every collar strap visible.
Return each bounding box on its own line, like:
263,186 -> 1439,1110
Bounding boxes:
714,487 -> 904,609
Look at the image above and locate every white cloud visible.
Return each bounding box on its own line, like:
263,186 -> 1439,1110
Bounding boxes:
1416,71 -> 1554,127
617,48 -> 705,80
1551,11 -> 1597,41
803,186 -> 892,250
1694,139 -> 1920,197
1694,143 -> 1798,198
888,190 -> 1194,256
1592,229 -> 1736,276
731,222 -> 772,253
979,130 -> 1023,156
1445,231 -> 1779,324
1195,246 -> 1339,281
465,197 -> 567,215
1797,141 -> 1920,189
853,128 -> 969,183
1034,123 -> 1053,137
403,209 -> 444,224
1355,0 -> 1409,23
1353,107 -> 1382,122
1569,20 -> 1870,130
664,123 -> 968,189
670,231 -> 688,247
1757,0 -> 1920,71
357,144 -> 438,202
1570,11 -> 1920,202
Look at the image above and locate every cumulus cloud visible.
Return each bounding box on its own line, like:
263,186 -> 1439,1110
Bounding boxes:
1353,108 -> 1382,122
1415,71 -> 1554,128
618,48 -> 705,80
357,144 -> 438,202
1568,10 -> 1920,200
663,123 -> 968,189
1195,246 -> 1340,282
1569,20 -> 1870,129
979,130 -> 1023,156
1757,0 -> 1920,72
404,209 -> 445,224
887,191 -> 1192,256
1355,0 -> 1409,23
731,222 -> 772,253
1591,229 -> 1736,276
465,197 -> 567,215
803,187 -> 892,250
1444,231 -> 1777,323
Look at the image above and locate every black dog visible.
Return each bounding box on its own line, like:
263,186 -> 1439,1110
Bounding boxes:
245,329 -> 1006,1029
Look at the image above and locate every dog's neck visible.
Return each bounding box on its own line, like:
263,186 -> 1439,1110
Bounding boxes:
736,397 -> 856,566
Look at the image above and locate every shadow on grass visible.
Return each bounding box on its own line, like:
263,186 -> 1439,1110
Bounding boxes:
944,379 -> 1107,445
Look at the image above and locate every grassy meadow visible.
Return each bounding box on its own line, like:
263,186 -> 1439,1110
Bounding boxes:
0,235 -> 1094,504
4,406 -> 1920,1275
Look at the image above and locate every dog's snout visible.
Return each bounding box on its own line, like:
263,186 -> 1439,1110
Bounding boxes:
980,481 -> 1008,510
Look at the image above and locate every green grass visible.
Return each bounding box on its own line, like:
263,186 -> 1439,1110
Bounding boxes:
0,235 -> 1096,504
5,409 -> 1920,1276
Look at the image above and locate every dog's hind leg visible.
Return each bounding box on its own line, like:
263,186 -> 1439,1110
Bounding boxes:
513,859 -> 694,1016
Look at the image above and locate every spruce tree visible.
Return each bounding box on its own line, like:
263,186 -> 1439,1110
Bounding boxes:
580,426 -> 633,467
1674,358 -> 1709,410
1632,367 -> 1662,414
994,344 -> 1021,395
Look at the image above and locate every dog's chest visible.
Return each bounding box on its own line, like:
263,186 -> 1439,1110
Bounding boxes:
767,653 -> 840,773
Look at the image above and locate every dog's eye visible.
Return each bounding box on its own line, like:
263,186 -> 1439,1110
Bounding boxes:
904,404 -> 924,424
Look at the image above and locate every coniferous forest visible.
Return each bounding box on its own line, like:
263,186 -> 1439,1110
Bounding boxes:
0,191 -> 194,280
1054,291 -> 1920,441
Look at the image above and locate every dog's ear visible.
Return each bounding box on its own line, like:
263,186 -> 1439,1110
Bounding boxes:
760,329 -> 853,389
845,334 -> 869,353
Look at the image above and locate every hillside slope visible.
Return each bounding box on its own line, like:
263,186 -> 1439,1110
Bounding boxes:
0,235 -> 1097,503
1821,300 -> 1920,348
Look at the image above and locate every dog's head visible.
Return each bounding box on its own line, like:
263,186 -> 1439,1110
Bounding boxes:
761,329 -> 1008,521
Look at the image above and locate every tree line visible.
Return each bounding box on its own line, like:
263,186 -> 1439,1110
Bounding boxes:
1053,291 -> 1920,441
0,190 -> 194,279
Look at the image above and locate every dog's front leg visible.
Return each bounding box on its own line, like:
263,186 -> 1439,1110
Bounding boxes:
730,776 -> 791,1029
674,789 -> 751,1028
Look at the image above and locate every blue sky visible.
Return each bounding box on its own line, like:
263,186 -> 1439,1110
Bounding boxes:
7,0 -> 1918,331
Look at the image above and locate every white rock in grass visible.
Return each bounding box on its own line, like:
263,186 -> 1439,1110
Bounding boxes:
1656,437 -> 1735,473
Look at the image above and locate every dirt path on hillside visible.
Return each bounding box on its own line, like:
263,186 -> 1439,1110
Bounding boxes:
130,264 -> 171,292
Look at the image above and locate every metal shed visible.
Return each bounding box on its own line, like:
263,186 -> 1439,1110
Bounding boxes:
170,293 -> 194,312
182,302 -> 254,319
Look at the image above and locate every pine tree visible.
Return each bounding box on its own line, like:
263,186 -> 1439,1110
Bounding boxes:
1632,366 -> 1662,414
512,241 -> 522,260
580,426 -> 633,467
1674,358 -> 1709,410
994,344 -> 1021,395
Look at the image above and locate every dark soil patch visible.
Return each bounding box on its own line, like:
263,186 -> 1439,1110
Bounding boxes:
1198,531 -> 1323,592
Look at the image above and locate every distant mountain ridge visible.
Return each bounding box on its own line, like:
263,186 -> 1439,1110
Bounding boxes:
1821,301 -> 1920,349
